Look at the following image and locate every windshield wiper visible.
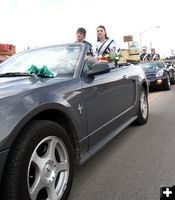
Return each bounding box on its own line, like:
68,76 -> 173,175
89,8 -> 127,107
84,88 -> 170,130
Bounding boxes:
0,72 -> 40,80
0,72 -> 29,77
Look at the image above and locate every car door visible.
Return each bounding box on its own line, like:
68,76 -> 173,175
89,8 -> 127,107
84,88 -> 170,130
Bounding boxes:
81,62 -> 137,147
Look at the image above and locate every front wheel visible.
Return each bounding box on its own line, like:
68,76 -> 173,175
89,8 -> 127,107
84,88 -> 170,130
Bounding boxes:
2,120 -> 74,200
134,87 -> 149,125
163,75 -> 171,90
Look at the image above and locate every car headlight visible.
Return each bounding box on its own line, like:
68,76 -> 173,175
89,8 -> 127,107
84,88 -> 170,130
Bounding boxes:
156,69 -> 164,77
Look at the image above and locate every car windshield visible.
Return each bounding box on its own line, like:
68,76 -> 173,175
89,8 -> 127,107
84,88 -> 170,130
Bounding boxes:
139,62 -> 164,70
0,44 -> 82,77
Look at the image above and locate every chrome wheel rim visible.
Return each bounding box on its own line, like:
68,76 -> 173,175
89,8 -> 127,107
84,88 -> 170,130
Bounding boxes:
168,76 -> 171,88
140,90 -> 148,119
27,136 -> 69,200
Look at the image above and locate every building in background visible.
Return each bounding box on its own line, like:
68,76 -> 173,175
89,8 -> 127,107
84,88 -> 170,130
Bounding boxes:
0,44 -> 16,63
119,35 -> 140,64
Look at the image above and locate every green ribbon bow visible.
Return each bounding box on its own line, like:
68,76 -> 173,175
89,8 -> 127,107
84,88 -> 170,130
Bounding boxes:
28,65 -> 55,78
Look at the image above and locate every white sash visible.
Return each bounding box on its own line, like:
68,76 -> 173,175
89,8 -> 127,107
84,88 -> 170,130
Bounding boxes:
98,38 -> 114,56
152,54 -> 157,60
143,53 -> 148,60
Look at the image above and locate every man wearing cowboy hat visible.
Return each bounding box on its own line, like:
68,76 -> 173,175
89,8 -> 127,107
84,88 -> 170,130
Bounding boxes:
140,46 -> 151,61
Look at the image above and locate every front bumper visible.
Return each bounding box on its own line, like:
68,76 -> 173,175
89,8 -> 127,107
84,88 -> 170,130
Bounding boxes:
149,77 -> 167,89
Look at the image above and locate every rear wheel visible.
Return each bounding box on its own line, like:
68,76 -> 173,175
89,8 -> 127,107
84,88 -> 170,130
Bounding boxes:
2,120 -> 74,200
134,87 -> 149,125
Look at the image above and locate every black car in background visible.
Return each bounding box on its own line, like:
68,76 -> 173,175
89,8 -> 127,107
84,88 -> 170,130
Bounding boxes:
138,61 -> 175,90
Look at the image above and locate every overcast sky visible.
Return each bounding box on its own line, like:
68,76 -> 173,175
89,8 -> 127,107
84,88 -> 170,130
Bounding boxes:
0,0 -> 174,57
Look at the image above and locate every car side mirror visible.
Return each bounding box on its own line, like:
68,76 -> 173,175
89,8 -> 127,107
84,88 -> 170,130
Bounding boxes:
87,62 -> 110,76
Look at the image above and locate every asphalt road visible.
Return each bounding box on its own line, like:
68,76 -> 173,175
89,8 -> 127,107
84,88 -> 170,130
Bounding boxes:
68,86 -> 175,200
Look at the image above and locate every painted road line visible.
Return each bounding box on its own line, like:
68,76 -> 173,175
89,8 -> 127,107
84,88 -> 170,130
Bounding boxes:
148,92 -> 161,103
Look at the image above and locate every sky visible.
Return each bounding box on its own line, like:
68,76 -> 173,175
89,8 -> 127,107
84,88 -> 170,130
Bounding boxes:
0,0 -> 174,57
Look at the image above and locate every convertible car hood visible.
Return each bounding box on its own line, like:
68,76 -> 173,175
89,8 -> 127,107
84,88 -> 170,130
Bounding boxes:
0,76 -> 71,98
143,68 -> 160,75
144,68 -> 157,72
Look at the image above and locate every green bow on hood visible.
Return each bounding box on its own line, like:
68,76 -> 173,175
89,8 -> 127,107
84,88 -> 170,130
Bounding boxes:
28,65 -> 56,78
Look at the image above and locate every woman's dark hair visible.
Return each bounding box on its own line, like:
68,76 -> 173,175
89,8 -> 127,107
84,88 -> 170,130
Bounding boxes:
97,25 -> 108,41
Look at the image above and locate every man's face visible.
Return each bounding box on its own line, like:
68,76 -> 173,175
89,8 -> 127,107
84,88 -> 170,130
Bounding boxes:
143,48 -> 147,53
151,49 -> 156,54
76,31 -> 85,42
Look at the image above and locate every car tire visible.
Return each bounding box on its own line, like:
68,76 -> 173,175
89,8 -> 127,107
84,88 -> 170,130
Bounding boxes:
164,75 -> 171,90
170,72 -> 175,85
133,87 -> 149,125
2,120 -> 74,200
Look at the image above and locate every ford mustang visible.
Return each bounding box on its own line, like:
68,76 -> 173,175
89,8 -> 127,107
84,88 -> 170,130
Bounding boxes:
0,43 -> 149,200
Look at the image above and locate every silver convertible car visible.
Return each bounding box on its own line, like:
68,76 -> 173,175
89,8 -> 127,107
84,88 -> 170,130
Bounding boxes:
0,43 -> 149,200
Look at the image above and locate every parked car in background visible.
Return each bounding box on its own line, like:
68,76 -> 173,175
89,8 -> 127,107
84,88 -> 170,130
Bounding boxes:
138,61 -> 175,90
0,43 -> 149,200
0,44 -> 16,63
164,59 -> 175,68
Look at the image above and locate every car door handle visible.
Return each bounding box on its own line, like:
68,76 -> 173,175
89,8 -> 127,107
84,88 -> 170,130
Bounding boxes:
123,75 -> 129,79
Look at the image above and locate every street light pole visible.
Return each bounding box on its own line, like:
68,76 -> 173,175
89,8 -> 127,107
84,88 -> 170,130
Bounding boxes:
140,26 -> 159,51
